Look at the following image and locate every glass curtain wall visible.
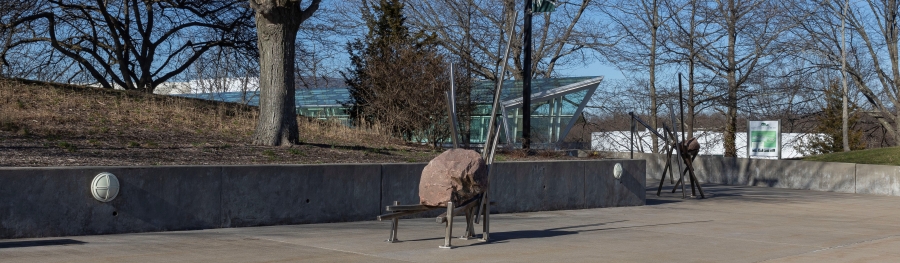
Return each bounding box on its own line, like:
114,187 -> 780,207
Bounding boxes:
175,77 -> 601,145
471,89 -> 588,144
469,77 -> 599,145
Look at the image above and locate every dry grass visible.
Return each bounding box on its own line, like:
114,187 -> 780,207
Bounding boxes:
297,118 -> 414,150
0,78 -> 417,150
0,78 -> 591,166
0,78 -> 444,166
0,78 -> 256,147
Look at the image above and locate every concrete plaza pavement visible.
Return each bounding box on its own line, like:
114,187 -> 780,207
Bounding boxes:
3,182 -> 900,263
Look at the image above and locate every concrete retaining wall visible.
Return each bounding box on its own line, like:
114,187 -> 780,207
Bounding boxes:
0,159 -> 644,239
614,152 -> 900,196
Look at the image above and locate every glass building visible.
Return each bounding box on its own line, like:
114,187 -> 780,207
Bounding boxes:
178,87 -> 352,126
176,76 -> 602,145
469,77 -> 602,145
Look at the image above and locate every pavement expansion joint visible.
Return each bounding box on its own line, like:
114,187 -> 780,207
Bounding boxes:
239,234 -> 415,263
760,234 -> 900,263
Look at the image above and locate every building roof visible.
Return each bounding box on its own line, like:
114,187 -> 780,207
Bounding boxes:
177,87 -> 349,107
471,76 -> 600,103
175,76 -> 602,108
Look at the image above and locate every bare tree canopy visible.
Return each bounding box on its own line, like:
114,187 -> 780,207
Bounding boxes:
794,0 -> 900,147
693,0 -> 795,157
405,0 -> 606,81
663,0 -> 720,140
2,0 -> 255,93
598,0 -> 669,153
1,0 -> 78,81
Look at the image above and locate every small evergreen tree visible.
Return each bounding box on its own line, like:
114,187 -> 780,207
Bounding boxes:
341,0 -> 454,146
799,80 -> 865,155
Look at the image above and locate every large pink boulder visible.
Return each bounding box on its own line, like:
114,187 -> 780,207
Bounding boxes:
418,149 -> 489,207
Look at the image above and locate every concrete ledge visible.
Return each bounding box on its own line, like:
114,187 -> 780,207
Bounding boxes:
584,160 -> 645,207
745,159 -> 855,193
221,164 -> 382,227
0,166 -> 223,238
620,152 -> 899,196
855,164 -> 900,196
0,159 -> 645,239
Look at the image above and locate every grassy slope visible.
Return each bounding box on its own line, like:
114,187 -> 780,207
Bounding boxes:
0,78 -> 446,166
802,147 -> 900,166
0,78 -> 588,166
0,78 -> 257,145
0,78 -> 411,148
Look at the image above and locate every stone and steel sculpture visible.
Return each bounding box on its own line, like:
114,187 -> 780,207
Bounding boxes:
418,149 -> 489,207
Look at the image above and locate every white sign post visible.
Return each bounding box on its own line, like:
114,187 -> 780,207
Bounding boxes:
748,120 -> 781,159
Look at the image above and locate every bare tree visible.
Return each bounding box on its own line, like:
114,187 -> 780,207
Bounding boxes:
0,0 -> 31,76
183,45 -> 260,103
839,0 -> 849,152
0,0 -> 75,81
248,0 -> 321,146
694,0 -> 793,157
599,0 -> 671,153
797,0 -> 900,147
4,0 -> 254,92
294,1 -> 360,90
664,0 -> 720,139
406,0 -> 602,81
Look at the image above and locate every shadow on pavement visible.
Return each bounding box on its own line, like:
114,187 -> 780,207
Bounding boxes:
465,220 -> 711,246
0,239 -> 86,249
645,199 -> 682,205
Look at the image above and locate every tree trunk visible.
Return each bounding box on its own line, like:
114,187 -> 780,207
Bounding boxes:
685,0 -> 698,140
649,28 -> 658,154
724,76 -> 738,157
687,58 -> 695,139
253,14 -> 300,146
840,0 -> 849,151
724,0 -> 738,157
649,0 -> 659,154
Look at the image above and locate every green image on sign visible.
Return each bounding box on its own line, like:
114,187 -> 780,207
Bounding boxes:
751,131 -> 777,148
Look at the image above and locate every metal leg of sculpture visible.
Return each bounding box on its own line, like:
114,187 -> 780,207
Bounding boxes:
691,170 -> 705,198
657,162 -> 670,196
475,195 -> 483,224
656,171 -> 667,196
387,201 -> 399,243
687,161 -> 698,197
461,205 -> 475,240
688,155 -> 705,198
440,201 -> 454,249
657,145 -> 674,196
672,168 -> 688,193
481,191 -> 490,241
688,154 -> 705,198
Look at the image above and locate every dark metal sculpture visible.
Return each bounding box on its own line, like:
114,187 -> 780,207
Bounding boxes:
629,109 -> 705,199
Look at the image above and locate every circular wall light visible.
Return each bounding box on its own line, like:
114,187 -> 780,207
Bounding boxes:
613,163 -> 623,180
91,172 -> 120,202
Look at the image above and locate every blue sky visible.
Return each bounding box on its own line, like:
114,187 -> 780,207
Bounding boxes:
564,62 -> 624,80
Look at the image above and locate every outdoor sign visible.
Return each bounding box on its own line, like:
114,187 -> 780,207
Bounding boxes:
532,0 -> 556,12
748,120 -> 780,159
